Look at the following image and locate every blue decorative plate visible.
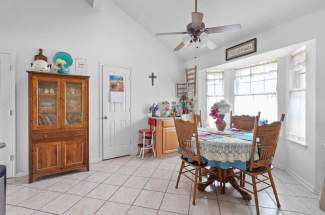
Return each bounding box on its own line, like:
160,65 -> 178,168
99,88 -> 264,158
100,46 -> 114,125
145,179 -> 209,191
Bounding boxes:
53,52 -> 73,68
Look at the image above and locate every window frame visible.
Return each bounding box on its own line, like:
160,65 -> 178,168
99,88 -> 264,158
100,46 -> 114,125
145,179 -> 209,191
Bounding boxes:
233,61 -> 278,122
287,49 -> 307,146
206,70 -> 224,127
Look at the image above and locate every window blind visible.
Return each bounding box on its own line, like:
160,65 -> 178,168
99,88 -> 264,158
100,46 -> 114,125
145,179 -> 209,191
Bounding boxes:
234,61 -> 278,122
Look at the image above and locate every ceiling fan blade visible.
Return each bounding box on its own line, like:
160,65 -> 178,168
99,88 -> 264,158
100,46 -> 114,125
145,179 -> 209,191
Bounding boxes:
173,35 -> 192,51
156,32 -> 187,36
199,33 -> 216,50
173,42 -> 186,51
191,12 -> 204,29
205,24 -> 242,34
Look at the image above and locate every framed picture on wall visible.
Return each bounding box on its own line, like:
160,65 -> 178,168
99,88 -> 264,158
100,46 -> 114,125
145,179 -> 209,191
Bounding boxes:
75,58 -> 88,74
109,74 -> 125,103
226,38 -> 257,61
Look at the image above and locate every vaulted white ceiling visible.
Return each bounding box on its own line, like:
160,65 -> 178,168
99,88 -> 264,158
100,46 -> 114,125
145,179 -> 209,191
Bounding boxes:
112,0 -> 325,61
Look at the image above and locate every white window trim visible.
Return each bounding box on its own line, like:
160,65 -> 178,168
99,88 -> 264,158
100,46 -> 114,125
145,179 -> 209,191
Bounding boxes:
233,61 -> 278,121
286,49 -> 307,146
206,70 -> 224,127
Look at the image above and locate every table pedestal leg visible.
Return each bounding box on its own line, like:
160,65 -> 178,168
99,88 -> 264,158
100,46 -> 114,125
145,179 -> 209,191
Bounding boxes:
198,168 -> 251,201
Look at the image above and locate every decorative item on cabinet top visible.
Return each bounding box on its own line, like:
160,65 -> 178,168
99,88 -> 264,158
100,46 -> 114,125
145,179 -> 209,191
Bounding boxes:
53,51 -> 73,74
30,48 -> 51,72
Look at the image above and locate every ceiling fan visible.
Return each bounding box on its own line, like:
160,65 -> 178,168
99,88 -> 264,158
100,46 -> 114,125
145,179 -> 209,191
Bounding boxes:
156,0 -> 242,51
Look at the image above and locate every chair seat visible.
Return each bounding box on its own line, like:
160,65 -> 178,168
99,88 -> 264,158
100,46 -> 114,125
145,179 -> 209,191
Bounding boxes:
139,128 -> 152,137
244,165 -> 273,174
181,156 -> 207,167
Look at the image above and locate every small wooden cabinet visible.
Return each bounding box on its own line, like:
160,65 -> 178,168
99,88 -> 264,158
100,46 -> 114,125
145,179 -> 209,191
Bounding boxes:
154,118 -> 179,158
162,127 -> 178,154
28,71 -> 89,182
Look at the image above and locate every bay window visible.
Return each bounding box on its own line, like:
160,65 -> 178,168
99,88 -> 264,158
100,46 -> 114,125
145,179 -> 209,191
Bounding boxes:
206,70 -> 224,127
234,61 -> 278,122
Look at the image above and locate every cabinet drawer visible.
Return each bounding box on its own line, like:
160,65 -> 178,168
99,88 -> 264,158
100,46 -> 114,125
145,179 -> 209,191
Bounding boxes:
31,130 -> 86,142
162,120 -> 175,128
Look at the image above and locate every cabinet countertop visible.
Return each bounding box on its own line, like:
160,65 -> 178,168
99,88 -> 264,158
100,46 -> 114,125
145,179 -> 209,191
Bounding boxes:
150,117 -> 181,120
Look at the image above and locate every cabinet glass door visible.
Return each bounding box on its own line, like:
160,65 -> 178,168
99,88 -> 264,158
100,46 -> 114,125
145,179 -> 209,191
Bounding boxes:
36,80 -> 59,128
64,81 -> 83,127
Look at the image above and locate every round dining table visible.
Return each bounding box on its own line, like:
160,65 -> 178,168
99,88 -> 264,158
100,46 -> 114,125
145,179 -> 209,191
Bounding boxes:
196,128 -> 255,200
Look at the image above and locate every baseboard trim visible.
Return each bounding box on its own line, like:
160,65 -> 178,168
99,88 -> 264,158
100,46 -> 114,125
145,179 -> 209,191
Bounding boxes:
286,168 -> 317,194
90,157 -> 102,163
15,171 -> 28,177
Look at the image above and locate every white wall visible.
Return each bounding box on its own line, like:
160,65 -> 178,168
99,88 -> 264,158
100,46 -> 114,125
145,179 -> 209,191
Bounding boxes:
187,9 -> 325,192
0,0 -> 184,175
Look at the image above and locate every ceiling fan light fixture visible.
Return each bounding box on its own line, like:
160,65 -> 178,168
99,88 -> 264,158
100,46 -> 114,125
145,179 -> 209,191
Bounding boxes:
206,39 -> 217,50
156,0 -> 241,52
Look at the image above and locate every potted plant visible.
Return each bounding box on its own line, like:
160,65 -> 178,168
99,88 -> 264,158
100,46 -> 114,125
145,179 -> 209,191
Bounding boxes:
209,100 -> 231,131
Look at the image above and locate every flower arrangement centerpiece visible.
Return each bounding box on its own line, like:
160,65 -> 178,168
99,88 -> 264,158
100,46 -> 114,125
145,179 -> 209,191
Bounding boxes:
209,100 -> 231,131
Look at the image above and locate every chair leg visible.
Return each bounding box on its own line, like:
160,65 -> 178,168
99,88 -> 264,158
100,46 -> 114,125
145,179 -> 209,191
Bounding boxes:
242,172 -> 246,187
192,167 -> 199,205
268,170 -> 281,208
239,172 -> 243,186
175,160 -> 185,189
141,137 -> 146,159
252,176 -> 260,215
151,139 -> 156,158
141,147 -> 145,159
198,168 -> 202,183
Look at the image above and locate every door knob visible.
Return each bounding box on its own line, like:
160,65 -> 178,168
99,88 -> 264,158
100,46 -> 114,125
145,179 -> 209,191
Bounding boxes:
103,116 -> 108,120
0,142 -> 6,149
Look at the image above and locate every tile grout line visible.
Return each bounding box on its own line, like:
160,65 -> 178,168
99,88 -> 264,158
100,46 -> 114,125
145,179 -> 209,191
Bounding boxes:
38,157 -> 133,214
9,156 -> 319,215
92,156 -> 147,214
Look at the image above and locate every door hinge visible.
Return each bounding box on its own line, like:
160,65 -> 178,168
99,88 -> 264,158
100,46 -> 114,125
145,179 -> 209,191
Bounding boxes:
10,155 -> 14,161
10,65 -> 13,71
9,109 -> 13,116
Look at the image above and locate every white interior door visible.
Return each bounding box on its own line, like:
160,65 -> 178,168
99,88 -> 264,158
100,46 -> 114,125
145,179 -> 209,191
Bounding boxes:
102,66 -> 131,159
0,53 -> 15,177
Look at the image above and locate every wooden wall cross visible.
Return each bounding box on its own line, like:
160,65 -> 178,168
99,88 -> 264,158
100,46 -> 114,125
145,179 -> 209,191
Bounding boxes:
149,73 -> 157,86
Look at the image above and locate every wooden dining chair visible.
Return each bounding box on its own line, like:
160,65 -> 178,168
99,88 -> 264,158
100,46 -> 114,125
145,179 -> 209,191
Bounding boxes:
230,111 -> 261,131
192,110 -> 202,128
231,112 -> 261,186
174,117 -> 207,205
240,114 -> 285,215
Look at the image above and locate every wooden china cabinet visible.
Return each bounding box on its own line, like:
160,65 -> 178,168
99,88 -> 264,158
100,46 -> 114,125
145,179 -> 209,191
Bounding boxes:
28,71 -> 89,183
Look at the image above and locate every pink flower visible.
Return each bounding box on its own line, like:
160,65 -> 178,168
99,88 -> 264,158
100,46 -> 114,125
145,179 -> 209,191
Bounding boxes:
210,103 -> 224,125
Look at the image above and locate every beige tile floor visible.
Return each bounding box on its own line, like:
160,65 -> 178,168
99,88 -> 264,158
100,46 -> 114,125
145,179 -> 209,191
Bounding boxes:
5,154 -> 324,215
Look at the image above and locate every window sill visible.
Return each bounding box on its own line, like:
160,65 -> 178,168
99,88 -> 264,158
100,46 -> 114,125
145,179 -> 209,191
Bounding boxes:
287,137 -> 308,148
289,88 -> 305,93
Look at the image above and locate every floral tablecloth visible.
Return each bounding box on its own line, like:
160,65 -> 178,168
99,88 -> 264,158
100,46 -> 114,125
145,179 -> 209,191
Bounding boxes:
198,128 -> 254,170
